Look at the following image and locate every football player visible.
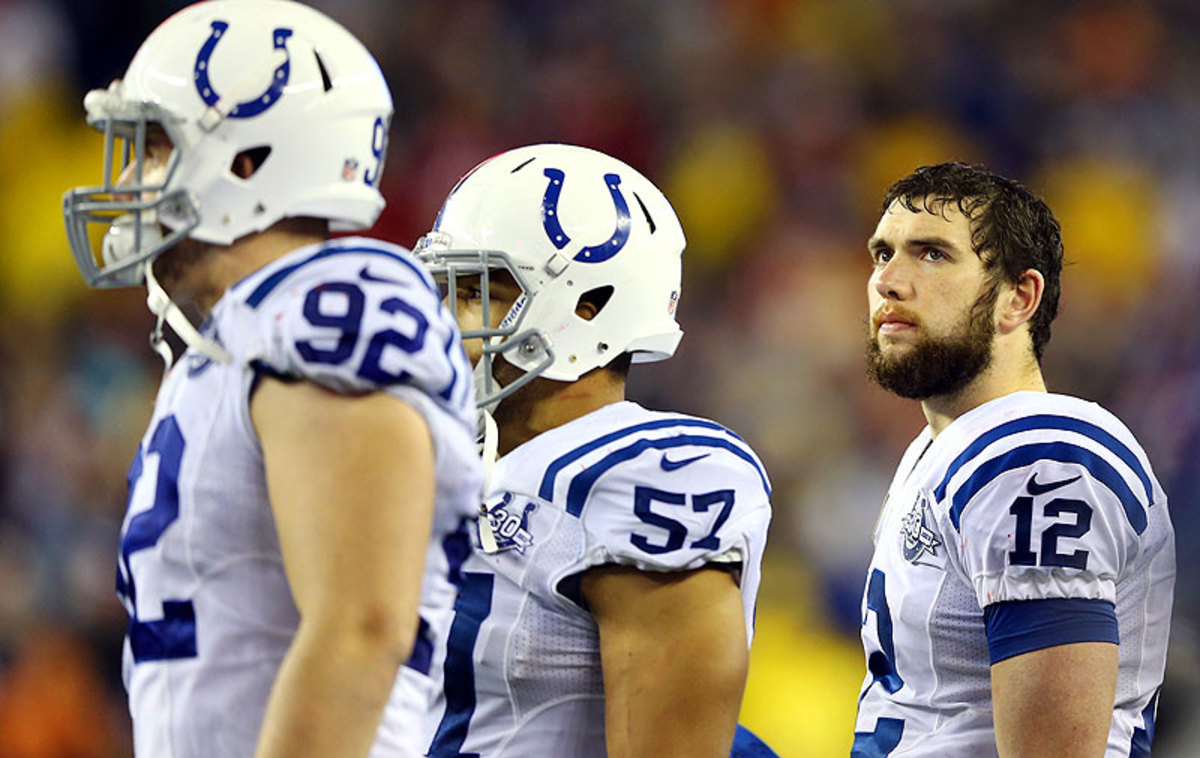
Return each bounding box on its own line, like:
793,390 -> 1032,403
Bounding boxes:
415,144 -> 774,757
61,2 -> 482,757
854,162 -> 1175,757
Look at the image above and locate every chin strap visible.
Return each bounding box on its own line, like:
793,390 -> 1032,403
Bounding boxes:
476,408 -> 501,554
143,261 -> 232,371
148,314 -> 174,376
473,349 -> 499,407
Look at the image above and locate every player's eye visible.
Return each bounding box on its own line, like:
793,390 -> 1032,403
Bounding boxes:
872,248 -> 893,265
457,283 -> 483,302
922,247 -> 947,262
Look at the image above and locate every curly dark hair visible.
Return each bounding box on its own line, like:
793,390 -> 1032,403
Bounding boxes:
881,162 -> 1063,362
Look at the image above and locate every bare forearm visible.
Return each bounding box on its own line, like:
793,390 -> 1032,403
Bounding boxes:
992,642 -> 1117,758
603,650 -> 745,758
585,566 -> 748,758
254,624 -> 408,758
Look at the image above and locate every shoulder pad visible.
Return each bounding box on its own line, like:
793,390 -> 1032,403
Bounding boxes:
223,240 -> 474,419
935,413 -> 1156,536
557,420 -> 772,571
932,411 -> 1161,606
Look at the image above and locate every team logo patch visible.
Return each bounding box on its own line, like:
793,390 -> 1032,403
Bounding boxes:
900,492 -> 941,563
479,492 -> 537,555
540,167 -> 631,262
194,21 -> 293,119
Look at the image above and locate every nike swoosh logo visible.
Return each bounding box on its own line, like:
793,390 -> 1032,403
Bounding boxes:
1027,473 -> 1082,496
359,265 -> 405,285
660,452 -> 710,472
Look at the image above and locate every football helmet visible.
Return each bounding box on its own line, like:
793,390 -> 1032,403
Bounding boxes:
416,144 -> 685,408
62,0 -> 392,360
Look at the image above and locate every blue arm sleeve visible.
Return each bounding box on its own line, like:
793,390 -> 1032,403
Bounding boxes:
984,598 -> 1118,665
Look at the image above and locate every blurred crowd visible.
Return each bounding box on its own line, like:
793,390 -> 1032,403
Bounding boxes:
0,1 -> 1196,756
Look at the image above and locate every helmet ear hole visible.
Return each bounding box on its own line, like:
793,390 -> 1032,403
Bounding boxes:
232,146 -> 272,179
576,285 -> 614,321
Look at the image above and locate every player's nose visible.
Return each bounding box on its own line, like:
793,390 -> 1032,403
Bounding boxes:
112,160 -> 139,202
113,147 -> 170,202
873,256 -> 913,300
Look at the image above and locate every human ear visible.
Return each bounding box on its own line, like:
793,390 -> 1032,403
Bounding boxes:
575,300 -> 600,322
998,268 -> 1044,334
231,152 -> 256,179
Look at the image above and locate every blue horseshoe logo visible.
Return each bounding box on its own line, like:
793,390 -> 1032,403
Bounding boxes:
541,168 -> 632,263
194,21 -> 293,118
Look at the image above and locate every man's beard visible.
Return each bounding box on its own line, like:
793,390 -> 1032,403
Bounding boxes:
151,236 -> 212,292
865,283 -> 998,400
150,236 -> 220,321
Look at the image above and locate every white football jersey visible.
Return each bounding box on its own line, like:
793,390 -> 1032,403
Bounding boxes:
854,392 -> 1175,758
423,401 -> 773,757
115,238 -> 484,758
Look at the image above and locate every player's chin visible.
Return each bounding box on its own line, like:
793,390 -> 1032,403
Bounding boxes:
873,333 -> 918,355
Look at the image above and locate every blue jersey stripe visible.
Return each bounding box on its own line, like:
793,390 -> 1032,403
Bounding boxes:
538,418 -> 744,501
851,717 -> 904,758
934,414 -> 1153,504
563,433 -> 770,517
948,441 -> 1148,533
402,616 -> 433,676
1129,688 -> 1160,758
428,571 -> 493,758
246,243 -> 437,308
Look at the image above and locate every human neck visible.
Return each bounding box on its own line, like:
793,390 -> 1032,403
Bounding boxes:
921,343 -> 1046,436
165,224 -> 327,319
493,369 -> 627,457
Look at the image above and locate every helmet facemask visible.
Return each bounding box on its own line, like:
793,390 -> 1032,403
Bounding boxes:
416,233 -> 554,410
63,94 -> 231,367
63,93 -> 198,290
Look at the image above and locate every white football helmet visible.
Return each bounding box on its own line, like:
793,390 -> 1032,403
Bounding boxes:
416,144 -> 685,409
62,0 -> 392,361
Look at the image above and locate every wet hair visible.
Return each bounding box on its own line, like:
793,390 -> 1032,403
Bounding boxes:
882,162 -> 1063,361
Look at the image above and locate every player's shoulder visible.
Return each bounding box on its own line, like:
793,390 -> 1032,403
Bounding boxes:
526,401 -> 771,520
524,402 -> 771,574
953,391 -> 1139,442
210,236 -> 472,413
213,236 -> 444,344
228,236 -> 439,310
930,391 -> 1159,532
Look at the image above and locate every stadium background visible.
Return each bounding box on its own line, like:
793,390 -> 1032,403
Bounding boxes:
0,1 -> 1196,755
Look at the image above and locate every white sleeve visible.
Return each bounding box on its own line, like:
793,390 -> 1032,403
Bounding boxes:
241,249 -> 474,424
573,445 -> 772,574
948,449 -> 1148,608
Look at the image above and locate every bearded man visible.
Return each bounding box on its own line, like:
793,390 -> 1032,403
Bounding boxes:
854,162 -> 1175,758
